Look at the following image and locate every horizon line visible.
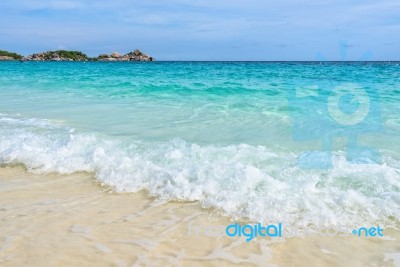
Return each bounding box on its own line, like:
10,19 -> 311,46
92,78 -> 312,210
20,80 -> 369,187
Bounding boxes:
4,60 -> 399,63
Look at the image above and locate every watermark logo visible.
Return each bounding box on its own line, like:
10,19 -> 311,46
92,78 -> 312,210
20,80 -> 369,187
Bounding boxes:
225,223 -> 282,242
288,41 -> 382,168
352,226 -> 384,237
188,222 -> 385,242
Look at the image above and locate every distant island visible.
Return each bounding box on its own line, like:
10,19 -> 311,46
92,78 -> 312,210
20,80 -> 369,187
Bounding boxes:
0,49 -> 155,62
0,50 -> 23,60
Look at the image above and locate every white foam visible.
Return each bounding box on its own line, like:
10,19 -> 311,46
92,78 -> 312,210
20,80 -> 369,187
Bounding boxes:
1,115 -> 399,226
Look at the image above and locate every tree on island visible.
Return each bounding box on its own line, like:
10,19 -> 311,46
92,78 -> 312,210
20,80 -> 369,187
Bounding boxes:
0,50 -> 23,60
48,50 -> 89,61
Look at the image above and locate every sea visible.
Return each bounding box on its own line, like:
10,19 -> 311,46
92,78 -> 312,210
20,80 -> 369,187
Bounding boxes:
0,61 -> 399,227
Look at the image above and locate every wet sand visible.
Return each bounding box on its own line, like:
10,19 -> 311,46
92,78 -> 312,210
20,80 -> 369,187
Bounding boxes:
0,166 -> 399,267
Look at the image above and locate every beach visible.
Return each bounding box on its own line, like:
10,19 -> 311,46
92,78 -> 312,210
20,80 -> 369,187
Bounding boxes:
1,165 -> 399,266
0,61 -> 399,266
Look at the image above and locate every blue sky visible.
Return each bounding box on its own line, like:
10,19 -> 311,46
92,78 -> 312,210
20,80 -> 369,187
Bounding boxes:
0,0 -> 399,60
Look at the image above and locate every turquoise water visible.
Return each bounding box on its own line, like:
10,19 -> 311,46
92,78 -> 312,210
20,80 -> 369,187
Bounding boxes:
0,61 -> 399,225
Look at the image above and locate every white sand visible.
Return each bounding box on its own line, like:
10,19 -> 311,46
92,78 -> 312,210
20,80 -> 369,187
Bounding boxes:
0,166 -> 399,267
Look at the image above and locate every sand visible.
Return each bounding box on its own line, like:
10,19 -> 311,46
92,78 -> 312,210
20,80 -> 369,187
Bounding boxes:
0,165 -> 399,267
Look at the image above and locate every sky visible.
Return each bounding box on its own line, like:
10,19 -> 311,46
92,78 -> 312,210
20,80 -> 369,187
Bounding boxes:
0,0 -> 399,60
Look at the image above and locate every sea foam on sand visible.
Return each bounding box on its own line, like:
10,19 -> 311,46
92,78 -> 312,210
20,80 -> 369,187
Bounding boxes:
0,166 -> 399,267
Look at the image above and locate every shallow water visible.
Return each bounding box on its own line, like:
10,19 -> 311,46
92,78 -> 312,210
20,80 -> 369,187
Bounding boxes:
0,61 -> 399,227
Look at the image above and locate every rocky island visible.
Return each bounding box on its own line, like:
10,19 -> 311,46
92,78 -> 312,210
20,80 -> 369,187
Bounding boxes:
97,50 -> 154,61
0,49 -> 155,62
24,50 -> 89,61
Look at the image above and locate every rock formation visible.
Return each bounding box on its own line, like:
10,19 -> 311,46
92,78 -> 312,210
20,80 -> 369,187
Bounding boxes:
97,49 -> 155,61
0,56 -> 15,61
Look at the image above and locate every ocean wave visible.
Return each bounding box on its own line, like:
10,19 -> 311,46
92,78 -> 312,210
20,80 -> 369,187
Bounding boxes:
0,114 -> 399,226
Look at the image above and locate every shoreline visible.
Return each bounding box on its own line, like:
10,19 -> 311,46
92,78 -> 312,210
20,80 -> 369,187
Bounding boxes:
1,165 -> 399,266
